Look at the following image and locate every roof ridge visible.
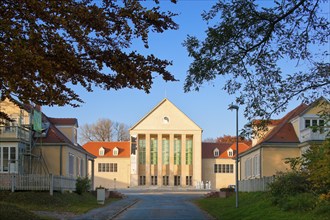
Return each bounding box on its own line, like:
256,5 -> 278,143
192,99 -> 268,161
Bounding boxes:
258,103 -> 308,144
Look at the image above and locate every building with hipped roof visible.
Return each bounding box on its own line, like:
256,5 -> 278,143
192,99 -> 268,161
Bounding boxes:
0,98 -> 95,184
202,142 -> 250,189
83,142 -> 130,189
239,97 -> 329,180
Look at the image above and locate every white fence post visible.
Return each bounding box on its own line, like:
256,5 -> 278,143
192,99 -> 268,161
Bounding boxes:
11,174 -> 15,192
49,174 -> 53,196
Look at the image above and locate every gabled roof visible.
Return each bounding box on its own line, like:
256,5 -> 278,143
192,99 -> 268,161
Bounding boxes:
47,117 -> 78,126
297,96 -> 329,117
82,142 -> 130,158
130,98 -> 202,131
256,103 -> 308,145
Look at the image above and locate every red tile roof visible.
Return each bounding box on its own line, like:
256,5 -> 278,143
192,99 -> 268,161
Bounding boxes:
256,103 -> 308,145
221,142 -> 251,158
202,142 -> 232,159
82,142 -> 130,158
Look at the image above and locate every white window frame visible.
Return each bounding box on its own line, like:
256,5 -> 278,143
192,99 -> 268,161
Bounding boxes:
68,153 -> 74,176
213,148 -> 219,157
99,147 -> 105,156
113,147 -> 119,156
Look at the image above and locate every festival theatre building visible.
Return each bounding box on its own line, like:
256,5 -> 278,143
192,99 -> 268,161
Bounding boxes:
83,99 -> 249,189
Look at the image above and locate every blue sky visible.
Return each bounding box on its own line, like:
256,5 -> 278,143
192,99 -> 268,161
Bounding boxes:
42,0 -> 306,141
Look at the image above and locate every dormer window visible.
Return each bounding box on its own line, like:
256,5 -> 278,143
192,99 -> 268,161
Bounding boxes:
99,147 -> 105,156
113,147 -> 119,156
213,148 -> 219,157
227,149 -> 233,157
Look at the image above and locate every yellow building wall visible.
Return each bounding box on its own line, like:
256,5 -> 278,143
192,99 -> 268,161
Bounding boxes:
202,158 -> 236,189
33,145 -> 89,177
130,99 -> 203,187
240,148 -> 261,180
93,157 -> 130,189
262,147 -> 300,176
0,99 -> 30,124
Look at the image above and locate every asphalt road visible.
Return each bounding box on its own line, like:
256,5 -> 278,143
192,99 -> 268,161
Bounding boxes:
114,191 -> 214,220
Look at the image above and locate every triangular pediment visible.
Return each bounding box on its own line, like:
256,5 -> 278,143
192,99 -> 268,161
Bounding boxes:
130,99 -> 202,132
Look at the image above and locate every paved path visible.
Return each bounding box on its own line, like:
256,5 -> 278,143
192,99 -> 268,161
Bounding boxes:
114,191 -> 214,220
70,197 -> 139,220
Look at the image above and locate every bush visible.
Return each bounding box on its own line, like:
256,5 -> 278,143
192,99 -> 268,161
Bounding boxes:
220,187 -> 235,192
76,177 -> 91,195
279,193 -> 316,211
268,171 -> 311,205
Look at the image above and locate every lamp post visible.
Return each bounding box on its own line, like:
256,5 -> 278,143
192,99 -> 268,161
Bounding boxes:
228,103 -> 239,208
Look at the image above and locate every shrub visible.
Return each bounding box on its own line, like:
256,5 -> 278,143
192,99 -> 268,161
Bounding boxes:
268,171 -> 311,205
220,187 -> 235,192
279,193 -> 316,211
76,177 -> 91,195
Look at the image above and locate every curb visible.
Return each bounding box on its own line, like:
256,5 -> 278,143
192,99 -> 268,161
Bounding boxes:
109,198 -> 139,220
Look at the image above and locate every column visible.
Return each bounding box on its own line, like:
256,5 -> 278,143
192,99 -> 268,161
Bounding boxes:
181,134 -> 186,186
157,133 -> 162,186
169,133 -> 174,186
145,133 -> 151,185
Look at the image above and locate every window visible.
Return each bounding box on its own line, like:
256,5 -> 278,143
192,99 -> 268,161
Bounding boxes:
163,176 -> 169,186
174,175 -> 181,186
150,136 -> 158,165
0,146 -> 17,173
305,119 -> 326,129
99,147 -> 105,156
245,158 -> 252,178
139,176 -> 146,185
113,147 -> 119,156
80,159 -> 84,176
214,164 -> 234,173
2,147 -> 9,172
186,176 -> 192,186
186,137 -> 193,165
312,119 -> 318,126
69,153 -> 74,176
76,157 -> 80,176
162,137 -> 169,165
213,148 -> 219,157
228,150 -> 233,157
252,155 -> 260,177
138,138 -> 146,164
163,116 -> 170,124
174,136 -> 181,165
98,163 -> 117,172
151,176 -> 158,185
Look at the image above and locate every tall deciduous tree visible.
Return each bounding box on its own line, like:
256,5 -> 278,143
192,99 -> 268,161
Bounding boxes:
113,122 -> 130,142
79,118 -> 130,144
183,0 -> 329,126
0,0 -> 178,119
80,118 -> 114,143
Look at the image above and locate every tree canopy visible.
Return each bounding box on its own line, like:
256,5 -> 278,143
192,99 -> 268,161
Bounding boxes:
1,0 -> 178,117
216,134 -> 252,146
80,118 -> 129,144
184,0 -> 329,125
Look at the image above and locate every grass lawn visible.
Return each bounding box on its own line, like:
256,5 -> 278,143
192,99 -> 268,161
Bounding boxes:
195,192 -> 330,220
0,190 -> 119,220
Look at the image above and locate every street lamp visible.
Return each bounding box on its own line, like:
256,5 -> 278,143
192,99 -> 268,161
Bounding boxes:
228,103 -> 239,208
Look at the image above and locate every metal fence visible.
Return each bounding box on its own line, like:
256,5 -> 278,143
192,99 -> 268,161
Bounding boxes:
239,176 -> 275,192
0,173 -> 76,195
